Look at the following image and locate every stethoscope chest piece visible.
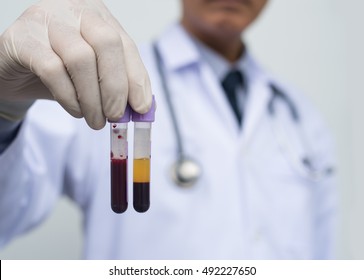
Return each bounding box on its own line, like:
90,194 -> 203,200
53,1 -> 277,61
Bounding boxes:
171,157 -> 202,188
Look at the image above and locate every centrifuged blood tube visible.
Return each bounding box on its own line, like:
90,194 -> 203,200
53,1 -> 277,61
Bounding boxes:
132,97 -> 156,213
109,106 -> 131,214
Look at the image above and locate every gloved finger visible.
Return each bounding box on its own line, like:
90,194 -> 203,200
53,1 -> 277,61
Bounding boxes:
1,21 -> 82,119
103,15 -> 153,114
35,54 -> 84,119
80,10 -> 128,121
48,19 -> 105,130
123,35 -> 153,114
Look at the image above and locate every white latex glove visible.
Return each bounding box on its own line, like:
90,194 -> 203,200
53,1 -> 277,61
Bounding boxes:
0,0 -> 152,129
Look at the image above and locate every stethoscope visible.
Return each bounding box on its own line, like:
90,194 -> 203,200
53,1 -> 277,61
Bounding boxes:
153,44 -> 334,188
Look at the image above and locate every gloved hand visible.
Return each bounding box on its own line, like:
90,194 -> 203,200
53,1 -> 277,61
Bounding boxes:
0,0 -> 152,129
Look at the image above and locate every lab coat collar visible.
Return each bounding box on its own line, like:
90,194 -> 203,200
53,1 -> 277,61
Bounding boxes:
156,22 -> 274,144
156,23 -> 201,71
156,23 -> 259,78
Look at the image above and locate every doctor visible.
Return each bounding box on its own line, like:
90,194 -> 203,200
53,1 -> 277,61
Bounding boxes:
0,0 -> 337,259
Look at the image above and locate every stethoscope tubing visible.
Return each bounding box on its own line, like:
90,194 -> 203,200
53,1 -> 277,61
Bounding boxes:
153,44 -> 184,159
152,43 -> 333,186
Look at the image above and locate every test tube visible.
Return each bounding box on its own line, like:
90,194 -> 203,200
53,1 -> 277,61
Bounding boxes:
109,106 -> 131,214
132,97 -> 156,213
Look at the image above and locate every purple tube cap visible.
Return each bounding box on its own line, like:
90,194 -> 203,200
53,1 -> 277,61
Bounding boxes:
132,96 -> 156,122
108,105 -> 131,123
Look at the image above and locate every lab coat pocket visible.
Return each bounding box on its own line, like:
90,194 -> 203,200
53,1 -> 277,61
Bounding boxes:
246,124 -> 316,258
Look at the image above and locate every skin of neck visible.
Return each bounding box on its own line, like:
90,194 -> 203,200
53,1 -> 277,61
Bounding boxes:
181,18 -> 245,63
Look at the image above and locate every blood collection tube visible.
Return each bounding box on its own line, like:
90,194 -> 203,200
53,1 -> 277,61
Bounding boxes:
132,97 -> 156,213
109,106 -> 131,214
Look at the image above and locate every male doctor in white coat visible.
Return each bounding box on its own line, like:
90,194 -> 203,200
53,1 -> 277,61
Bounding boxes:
0,0 -> 337,259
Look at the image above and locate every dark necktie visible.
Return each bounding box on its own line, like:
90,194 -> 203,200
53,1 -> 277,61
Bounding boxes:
221,70 -> 245,126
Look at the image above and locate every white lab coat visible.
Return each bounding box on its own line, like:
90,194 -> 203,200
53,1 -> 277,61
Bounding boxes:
0,24 -> 337,259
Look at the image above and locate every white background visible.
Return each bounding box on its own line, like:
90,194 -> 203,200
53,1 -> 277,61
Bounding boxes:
0,0 -> 363,259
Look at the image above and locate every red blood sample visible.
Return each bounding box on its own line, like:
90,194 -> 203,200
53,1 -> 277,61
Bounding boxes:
111,158 -> 128,213
133,183 -> 150,213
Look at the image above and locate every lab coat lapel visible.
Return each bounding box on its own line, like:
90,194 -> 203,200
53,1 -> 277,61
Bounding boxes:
240,58 -> 271,148
199,63 -> 240,135
157,23 -> 240,136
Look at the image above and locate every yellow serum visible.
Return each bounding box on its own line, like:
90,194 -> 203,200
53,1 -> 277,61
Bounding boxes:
133,158 -> 150,183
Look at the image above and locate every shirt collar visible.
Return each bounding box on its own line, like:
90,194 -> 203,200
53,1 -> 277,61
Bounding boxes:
191,36 -> 249,82
192,37 -> 231,81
